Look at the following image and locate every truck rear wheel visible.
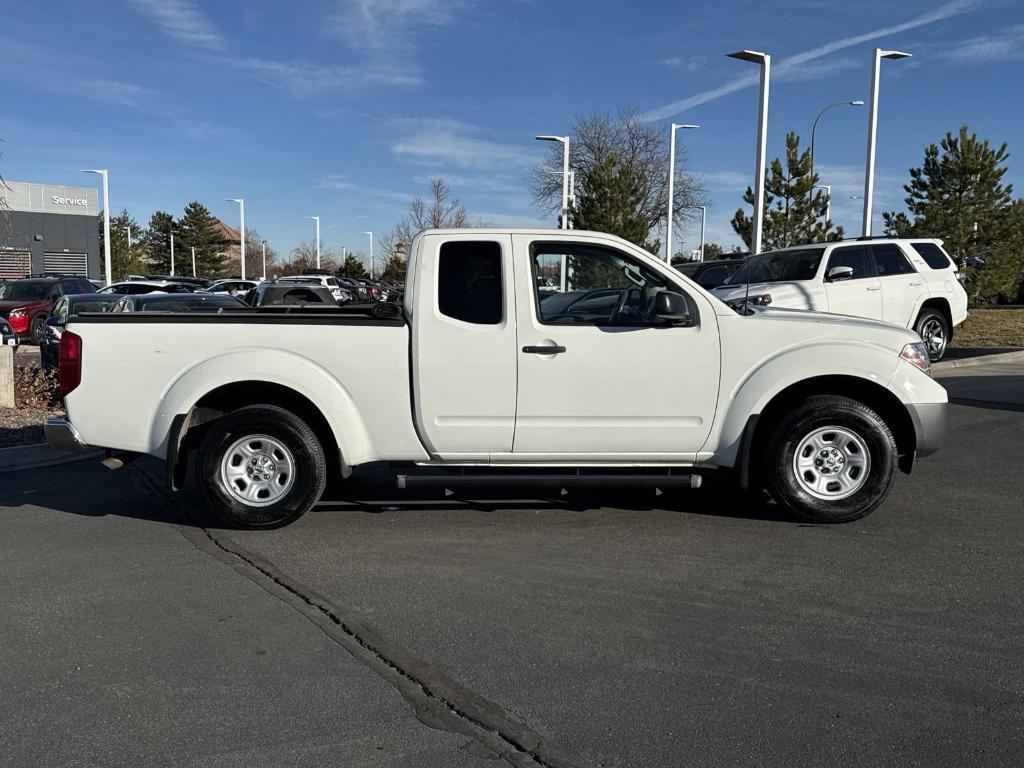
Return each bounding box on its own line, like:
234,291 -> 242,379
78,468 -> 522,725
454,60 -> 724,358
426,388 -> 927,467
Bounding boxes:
196,405 -> 327,529
764,395 -> 896,523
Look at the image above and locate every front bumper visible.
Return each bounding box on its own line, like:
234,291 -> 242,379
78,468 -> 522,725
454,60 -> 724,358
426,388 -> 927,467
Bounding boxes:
44,418 -> 89,453
906,402 -> 947,458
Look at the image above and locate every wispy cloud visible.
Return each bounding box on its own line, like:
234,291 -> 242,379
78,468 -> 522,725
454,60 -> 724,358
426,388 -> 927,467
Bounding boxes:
662,55 -> 706,73
640,0 -> 983,121
125,0 -> 224,50
233,57 -> 420,97
330,0 -> 469,50
317,174 -> 412,202
946,23 -> 1024,63
390,118 -> 536,170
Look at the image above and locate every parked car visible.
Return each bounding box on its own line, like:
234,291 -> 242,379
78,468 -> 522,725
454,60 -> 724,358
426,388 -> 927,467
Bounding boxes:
147,275 -> 213,289
674,259 -> 744,290
1,317 -> 16,348
202,279 -> 259,297
711,238 -> 968,361
40,293 -> 123,371
336,277 -> 370,301
276,275 -> 351,304
98,281 -> 194,295
241,281 -> 340,307
350,278 -> 384,301
49,227 -> 946,530
0,276 -> 97,344
111,293 -> 246,313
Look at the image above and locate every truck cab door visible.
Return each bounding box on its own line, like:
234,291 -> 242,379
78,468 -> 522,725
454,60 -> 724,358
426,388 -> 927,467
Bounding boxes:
411,234 -> 518,460
824,245 -> 882,319
507,234 -> 721,462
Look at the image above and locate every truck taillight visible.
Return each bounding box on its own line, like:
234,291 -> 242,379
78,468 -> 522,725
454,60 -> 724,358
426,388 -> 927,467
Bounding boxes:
58,331 -> 83,397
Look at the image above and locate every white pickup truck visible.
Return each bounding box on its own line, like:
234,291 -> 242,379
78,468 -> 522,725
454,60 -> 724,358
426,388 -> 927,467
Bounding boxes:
46,228 -> 947,528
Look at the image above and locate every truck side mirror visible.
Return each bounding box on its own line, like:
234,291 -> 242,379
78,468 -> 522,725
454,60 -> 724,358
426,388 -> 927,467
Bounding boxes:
826,266 -> 854,282
654,291 -> 692,326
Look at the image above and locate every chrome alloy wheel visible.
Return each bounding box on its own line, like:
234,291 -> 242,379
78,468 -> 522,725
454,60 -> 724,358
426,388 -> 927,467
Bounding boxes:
920,317 -> 947,360
792,426 -> 871,501
220,434 -> 296,507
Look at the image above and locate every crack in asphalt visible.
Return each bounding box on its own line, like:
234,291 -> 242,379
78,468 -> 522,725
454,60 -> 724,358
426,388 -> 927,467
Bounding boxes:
131,464 -> 586,768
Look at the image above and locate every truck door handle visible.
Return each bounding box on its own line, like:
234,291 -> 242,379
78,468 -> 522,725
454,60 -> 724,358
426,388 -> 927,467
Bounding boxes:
909,281 -> 924,286
866,286 -> 881,291
522,345 -> 566,354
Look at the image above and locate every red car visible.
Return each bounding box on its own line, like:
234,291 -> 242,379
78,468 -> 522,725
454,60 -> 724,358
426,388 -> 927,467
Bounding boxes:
0,276 -> 97,344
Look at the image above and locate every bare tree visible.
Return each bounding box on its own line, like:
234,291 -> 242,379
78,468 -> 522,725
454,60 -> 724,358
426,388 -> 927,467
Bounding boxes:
280,240 -> 337,276
243,228 -> 279,278
531,109 -> 706,245
380,178 -> 471,261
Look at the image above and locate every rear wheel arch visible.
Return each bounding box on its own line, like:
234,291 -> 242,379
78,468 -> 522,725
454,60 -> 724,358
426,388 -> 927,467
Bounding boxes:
741,375 -> 917,488
917,297 -> 953,331
170,380 -> 346,490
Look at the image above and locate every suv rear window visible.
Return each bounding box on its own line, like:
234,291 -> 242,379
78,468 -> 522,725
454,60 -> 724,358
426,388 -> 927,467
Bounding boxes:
911,242 -> 952,270
438,241 -> 502,325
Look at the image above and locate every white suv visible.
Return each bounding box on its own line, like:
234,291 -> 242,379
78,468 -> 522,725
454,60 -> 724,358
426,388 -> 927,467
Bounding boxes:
712,238 -> 968,361
276,275 -> 351,303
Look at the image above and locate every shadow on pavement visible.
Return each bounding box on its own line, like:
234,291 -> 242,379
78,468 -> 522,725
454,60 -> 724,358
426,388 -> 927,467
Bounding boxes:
0,456 -> 798,528
940,373 -> 1024,413
944,346 -> 1022,361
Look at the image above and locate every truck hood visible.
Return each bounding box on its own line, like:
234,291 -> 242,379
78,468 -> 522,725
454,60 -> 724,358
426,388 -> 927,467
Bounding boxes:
745,304 -> 918,348
711,280 -> 820,311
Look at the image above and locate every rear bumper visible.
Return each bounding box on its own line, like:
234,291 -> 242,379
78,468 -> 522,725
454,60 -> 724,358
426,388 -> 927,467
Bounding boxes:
44,418 -> 89,453
907,402 -> 947,458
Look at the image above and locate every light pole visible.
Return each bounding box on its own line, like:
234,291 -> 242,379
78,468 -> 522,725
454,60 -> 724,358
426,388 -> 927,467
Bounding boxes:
862,49 -> 911,236
727,50 -> 771,255
810,100 -> 863,181
666,123 -> 700,263
308,216 -> 321,269
364,232 -> 374,278
124,224 -> 133,250
812,184 -> 832,223
261,240 -> 267,280
680,206 -> 707,261
228,198 -> 246,279
170,230 -> 176,276
81,169 -> 112,285
191,246 -> 197,277
535,135 -> 570,229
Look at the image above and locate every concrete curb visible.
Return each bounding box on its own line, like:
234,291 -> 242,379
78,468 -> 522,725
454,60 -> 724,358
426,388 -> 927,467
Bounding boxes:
0,442 -> 103,473
933,349 -> 1024,372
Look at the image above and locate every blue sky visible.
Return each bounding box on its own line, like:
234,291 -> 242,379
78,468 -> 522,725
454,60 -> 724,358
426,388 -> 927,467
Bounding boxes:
1,0 -> 1021,263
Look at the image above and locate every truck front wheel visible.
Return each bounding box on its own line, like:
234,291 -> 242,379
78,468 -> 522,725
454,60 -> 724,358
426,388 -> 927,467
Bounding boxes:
764,395 -> 896,523
196,405 -> 327,528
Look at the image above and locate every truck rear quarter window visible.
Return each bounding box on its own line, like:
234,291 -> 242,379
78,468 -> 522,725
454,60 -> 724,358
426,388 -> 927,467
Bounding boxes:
911,242 -> 953,270
437,241 -> 502,325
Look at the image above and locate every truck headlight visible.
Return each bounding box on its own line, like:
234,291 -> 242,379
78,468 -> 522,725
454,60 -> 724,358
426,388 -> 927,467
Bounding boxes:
725,293 -> 772,313
900,342 -> 932,376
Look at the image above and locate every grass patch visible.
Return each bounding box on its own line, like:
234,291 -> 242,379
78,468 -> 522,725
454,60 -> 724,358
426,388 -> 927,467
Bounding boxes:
953,309 -> 1024,348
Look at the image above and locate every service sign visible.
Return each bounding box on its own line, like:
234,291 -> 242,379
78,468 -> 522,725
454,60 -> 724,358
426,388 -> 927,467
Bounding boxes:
0,180 -> 99,216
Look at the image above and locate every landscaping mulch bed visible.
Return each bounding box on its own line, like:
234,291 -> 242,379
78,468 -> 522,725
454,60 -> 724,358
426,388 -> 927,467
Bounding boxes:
1,365 -> 62,449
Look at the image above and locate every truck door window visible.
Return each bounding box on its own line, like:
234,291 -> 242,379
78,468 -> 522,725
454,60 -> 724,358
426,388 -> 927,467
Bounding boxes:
827,246 -> 872,279
531,242 -> 674,326
437,241 -> 502,324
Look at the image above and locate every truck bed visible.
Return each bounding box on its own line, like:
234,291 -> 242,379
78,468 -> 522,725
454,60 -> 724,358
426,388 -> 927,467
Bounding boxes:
64,307 -> 426,465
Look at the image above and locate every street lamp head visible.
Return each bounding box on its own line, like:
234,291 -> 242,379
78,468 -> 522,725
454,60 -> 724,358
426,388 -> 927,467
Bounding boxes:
850,99 -> 865,106
308,215 -> 319,221
81,169 -> 106,175
535,135 -> 569,145
879,50 -> 912,60
227,198 -> 243,204
672,123 -> 700,131
726,50 -> 768,63
363,231 -> 373,236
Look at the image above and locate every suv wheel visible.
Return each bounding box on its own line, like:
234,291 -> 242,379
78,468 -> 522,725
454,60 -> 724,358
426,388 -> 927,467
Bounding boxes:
914,308 -> 949,362
764,395 -> 896,523
196,405 -> 327,528
30,315 -> 47,345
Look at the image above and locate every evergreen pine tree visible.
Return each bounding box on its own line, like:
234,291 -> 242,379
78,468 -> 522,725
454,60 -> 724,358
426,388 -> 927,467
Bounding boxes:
99,209 -> 148,279
143,211 -> 175,274
572,153 -> 659,254
177,201 -> 228,278
731,132 -> 843,250
338,254 -> 369,279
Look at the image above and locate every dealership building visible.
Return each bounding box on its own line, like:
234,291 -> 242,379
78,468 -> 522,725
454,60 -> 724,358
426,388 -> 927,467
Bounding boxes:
0,180 -> 100,279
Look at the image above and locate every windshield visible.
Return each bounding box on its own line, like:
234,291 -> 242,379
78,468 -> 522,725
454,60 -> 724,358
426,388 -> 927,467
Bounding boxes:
724,248 -> 825,285
0,281 -> 49,301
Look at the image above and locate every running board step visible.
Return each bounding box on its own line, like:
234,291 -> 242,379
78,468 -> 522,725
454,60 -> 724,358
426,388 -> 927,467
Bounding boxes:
395,473 -> 702,491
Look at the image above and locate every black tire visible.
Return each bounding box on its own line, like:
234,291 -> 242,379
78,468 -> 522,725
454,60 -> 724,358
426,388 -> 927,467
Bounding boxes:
914,308 -> 949,362
30,315 -> 47,345
764,395 -> 896,524
195,404 -> 327,529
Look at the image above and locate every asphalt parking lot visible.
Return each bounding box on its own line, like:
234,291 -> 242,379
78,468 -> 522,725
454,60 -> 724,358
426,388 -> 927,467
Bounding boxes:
1,362 -> 1022,768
